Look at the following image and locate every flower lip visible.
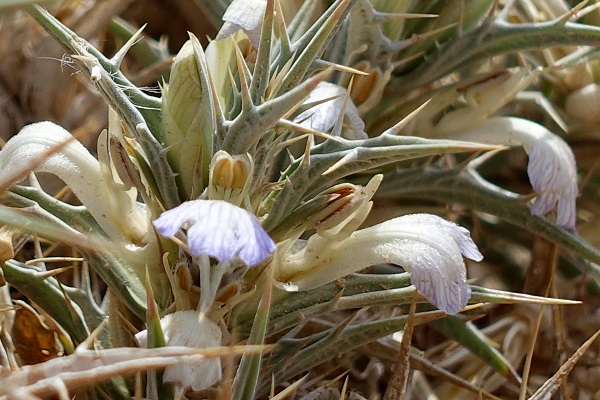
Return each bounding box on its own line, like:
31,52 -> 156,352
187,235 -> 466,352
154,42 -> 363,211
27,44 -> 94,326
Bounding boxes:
526,133 -> 578,231
390,214 -> 482,314
153,200 -> 276,267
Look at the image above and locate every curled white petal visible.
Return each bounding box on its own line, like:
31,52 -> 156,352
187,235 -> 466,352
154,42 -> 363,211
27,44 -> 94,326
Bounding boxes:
526,135 -> 577,229
136,311 -> 222,391
455,117 -> 578,231
294,82 -> 367,140
0,122 -> 146,243
216,0 -> 267,48
153,200 -> 276,267
278,213 -> 481,314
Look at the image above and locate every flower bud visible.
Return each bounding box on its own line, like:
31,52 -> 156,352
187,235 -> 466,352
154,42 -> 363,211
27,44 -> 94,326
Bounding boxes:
208,150 -> 254,206
340,61 -> 391,114
162,35 -> 215,200
314,174 -> 382,240
0,226 -> 15,277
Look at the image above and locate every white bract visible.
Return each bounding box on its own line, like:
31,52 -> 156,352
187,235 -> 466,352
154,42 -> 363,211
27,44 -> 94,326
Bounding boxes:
135,311 -> 222,392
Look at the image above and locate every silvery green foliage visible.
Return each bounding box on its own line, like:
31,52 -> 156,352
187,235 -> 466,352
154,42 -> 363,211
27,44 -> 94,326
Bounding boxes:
2,0 -> 600,398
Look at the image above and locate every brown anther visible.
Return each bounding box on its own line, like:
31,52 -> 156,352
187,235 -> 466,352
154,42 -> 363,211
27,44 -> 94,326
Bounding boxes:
175,261 -> 193,291
349,61 -> 380,105
231,159 -> 248,189
215,157 -> 234,188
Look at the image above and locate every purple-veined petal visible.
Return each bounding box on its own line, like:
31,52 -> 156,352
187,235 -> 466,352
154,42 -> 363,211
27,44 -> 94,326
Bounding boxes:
153,200 -> 276,267
376,214 -> 479,314
395,214 -> 483,262
294,82 -> 367,140
526,134 -> 577,231
455,117 -> 578,231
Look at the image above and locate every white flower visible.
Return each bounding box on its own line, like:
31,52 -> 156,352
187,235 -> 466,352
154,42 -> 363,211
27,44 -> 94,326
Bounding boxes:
0,121 -> 147,243
294,82 -> 368,140
153,200 -> 276,267
278,213 -> 482,315
455,117 -> 578,231
136,311 -> 222,392
216,0 -> 267,48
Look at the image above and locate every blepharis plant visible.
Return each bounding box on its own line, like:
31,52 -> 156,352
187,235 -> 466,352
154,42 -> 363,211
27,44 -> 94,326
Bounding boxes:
0,0 -> 599,399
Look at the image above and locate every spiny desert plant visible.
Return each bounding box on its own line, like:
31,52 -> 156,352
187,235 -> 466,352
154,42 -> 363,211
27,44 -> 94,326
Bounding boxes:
0,1 -> 599,399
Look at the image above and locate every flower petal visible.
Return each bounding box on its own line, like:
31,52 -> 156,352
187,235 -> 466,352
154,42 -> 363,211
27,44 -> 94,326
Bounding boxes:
293,82 -> 367,139
526,133 -> 577,231
216,0 -> 267,48
400,239 -> 470,315
136,311 -> 222,391
377,215 -> 477,314
395,214 -> 483,262
454,117 -> 578,231
153,200 -> 276,266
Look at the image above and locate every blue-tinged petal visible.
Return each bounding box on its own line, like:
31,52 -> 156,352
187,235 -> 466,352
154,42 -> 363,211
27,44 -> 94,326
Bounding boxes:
405,240 -> 469,315
153,200 -> 276,267
294,82 -> 367,140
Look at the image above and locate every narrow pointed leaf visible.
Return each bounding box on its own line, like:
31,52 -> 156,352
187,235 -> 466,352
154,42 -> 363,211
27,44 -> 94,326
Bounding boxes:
395,19 -> 600,93
230,264 -> 274,400
431,317 -> 521,385
277,0 -> 354,96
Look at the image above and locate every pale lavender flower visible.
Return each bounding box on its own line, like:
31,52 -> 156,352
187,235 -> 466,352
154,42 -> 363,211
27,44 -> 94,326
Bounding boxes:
216,0 -> 267,48
294,82 -> 368,140
153,200 -> 276,267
